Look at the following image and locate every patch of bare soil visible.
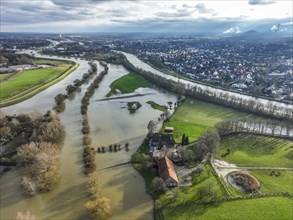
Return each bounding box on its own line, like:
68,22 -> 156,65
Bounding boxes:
228,172 -> 261,193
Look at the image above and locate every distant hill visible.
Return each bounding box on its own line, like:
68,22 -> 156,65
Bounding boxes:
242,30 -> 258,35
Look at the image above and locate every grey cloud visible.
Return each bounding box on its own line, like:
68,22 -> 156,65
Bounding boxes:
248,0 -> 276,5
182,3 -> 214,14
106,9 -> 130,18
195,3 -> 214,14
155,11 -> 191,18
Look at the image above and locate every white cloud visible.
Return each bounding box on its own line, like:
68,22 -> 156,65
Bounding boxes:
223,26 -> 241,34
270,20 -> 293,32
281,21 -> 293,26
1,0 -> 292,32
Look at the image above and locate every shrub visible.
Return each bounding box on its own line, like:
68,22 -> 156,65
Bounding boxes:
152,177 -> 166,192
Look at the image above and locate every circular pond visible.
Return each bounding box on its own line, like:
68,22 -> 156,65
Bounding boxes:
227,172 -> 261,193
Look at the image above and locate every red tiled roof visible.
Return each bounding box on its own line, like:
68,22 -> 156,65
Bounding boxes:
157,156 -> 178,183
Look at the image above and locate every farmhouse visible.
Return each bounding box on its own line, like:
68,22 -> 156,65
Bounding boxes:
157,156 -> 179,187
149,133 -> 175,152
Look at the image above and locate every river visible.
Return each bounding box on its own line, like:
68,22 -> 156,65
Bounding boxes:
0,52 -> 177,219
2,48 -> 291,220
120,51 -> 293,110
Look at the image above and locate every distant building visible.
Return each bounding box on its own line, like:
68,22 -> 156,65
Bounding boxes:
157,156 -> 179,187
164,127 -> 174,132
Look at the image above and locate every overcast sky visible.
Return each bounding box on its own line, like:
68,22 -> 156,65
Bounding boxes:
1,0 -> 292,33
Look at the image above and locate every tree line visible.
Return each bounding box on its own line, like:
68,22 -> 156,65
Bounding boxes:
80,61 -> 109,174
99,52 -> 293,122
215,117 -> 293,138
84,173 -> 111,219
79,62 -> 112,219
53,61 -> 98,113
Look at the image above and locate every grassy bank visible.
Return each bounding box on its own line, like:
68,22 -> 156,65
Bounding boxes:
106,72 -> 150,96
0,61 -> 78,107
163,196 -> 293,220
251,170 -> 293,194
217,134 -> 293,167
146,101 -> 167,111
163,99 -> 249,143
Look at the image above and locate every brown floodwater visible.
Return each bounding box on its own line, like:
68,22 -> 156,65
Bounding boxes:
0,61 -> 176,220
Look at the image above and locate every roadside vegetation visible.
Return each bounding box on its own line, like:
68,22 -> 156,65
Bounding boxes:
106,72 -> 150,97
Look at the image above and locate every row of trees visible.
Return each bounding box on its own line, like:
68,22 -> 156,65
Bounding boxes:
53,61 -> 98,113
181,117 -> 291,167
84,173 -> 111,219
104,52 -> 293,121
215,117 -> 293,138
80,62 -> 109,174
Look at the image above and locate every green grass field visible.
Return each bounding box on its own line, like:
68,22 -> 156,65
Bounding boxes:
0,66 -> 69,101
217,134 -> 293,167
164,121 -> 208,143
164,99 -> 249,142
159,165 -> 226,208
163,196 -> 293,220
0,59 -> 76,107
146,101 -> 167,111
251,170 -> 293,194
106,72 -> 150,96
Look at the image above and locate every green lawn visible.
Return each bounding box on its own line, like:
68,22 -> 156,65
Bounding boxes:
159,165 -> 226,208
251,170 -> 293,194
163,196 -> 293,220
164,121 -> 208,143
0,66 -> 69,101
146,101 -> 167,111
217,134 -> 293,167
164,99 -> 249,143
106,72 -> 150,96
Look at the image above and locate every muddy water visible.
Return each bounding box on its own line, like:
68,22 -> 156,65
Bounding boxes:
0,62 -> 102,220
88,64 -> 177,219
0,62 -> 176,219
